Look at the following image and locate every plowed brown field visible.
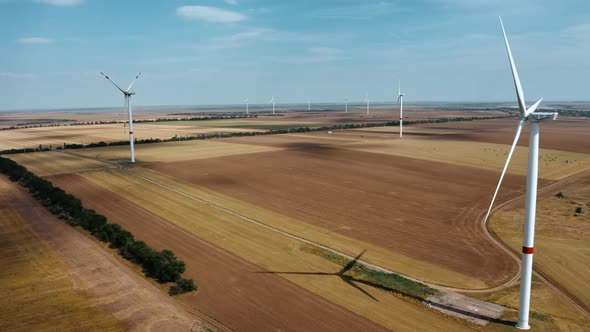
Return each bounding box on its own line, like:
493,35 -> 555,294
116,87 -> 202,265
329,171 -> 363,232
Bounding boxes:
407,117 -> 590,154
144,146 -> 527,287
48,173 -> 389,332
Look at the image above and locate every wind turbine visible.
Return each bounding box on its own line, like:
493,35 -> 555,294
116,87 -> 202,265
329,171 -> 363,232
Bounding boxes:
345,98 -> 348,113
485,17 -> 557,330
100,72 -> 141,163
308,98 -> 311,111
397,81 -> 405,138
365,93 -> 370,116
268,96 -> 275,115
245,98 -> 249,114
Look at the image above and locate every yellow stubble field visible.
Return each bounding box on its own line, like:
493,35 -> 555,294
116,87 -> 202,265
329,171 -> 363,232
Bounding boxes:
0,177 -> 125,332
0,123 -> 261,150
342,137 -> 590,180
68,139 -> 283,163
489,172 -> 590,313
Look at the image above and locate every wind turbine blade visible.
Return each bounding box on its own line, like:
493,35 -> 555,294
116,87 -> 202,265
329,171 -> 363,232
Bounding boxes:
484,119 -> 525,223
126,72 -> 142,92
100,72 -> 126,94
499,17 -> 526,115
398,80 -> 401,96
524,97 -> 543,117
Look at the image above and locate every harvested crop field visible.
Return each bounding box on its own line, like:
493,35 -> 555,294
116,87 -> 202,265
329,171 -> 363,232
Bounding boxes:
0,176 -> 210,331
48,173 -> 390,332
143,145 -> 526,288
489,170 -> 590,313
68,139 -> 282,163
9,151 -> 114,176
0,123 -> 260,151
48,169 -> 474,331
404,117 -> 590,154
342,138 -> 590,180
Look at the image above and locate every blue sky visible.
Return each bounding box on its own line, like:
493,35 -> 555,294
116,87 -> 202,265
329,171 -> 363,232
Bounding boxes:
1,0 -> 589,110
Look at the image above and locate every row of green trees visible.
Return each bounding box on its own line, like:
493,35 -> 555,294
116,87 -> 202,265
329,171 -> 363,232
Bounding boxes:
0,156 -> 196,295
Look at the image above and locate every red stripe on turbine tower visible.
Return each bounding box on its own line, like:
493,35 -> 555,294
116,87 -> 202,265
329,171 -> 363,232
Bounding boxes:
522,247 -> 534,254
129,131 -> 134,134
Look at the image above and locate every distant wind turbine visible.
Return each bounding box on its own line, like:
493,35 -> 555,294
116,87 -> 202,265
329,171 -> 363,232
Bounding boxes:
100,72 -> 141,163
397,81 -> 405,138
365,93 -> 370,116
345,98 -> 348,113
308,98 -> 311,111
245,98 -> 249,114
268,96 -> 275,115
485,17 -> 558,330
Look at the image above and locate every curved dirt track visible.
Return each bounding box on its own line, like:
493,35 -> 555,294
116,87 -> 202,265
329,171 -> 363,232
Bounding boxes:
482,169 -> 590,317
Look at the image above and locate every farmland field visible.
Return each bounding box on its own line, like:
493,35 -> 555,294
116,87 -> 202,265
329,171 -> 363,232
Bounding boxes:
142,145 -> 521,288
489,170 -> 590,313
4,110 -> 590,331
9,150 -> 114,176
0,176 -> 210,331
48,170 -> 473,332
0,123 -> 261,151
68,139 -> 283,163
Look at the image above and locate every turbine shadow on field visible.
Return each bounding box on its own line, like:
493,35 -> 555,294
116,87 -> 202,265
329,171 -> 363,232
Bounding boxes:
280,142 -> 338,154
257,250 -> 378,301
258,250 -> 515,326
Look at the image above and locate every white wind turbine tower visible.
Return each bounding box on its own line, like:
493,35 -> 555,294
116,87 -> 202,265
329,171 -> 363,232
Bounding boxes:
365,93 -> 370,116
345,98 -> 348,113
245,99 -> 249,114
397,81 -> 405,138
485,17 -> 557,330
100,72 -> 142,163
308,98 -> 311,111
268,96 -> 275,115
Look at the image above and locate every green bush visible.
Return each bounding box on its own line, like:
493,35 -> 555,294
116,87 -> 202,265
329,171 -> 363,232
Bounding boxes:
169,278 -> 197,295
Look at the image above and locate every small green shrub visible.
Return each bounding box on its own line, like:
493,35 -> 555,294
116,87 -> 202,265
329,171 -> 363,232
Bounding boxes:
169,278 -> 197,295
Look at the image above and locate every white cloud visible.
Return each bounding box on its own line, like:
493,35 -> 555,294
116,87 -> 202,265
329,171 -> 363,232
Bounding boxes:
224,0 -> 237,5
177,6 -> 247,23
35,0 -> 83,6
17,37 -> 54,44
0,72 -> 35,79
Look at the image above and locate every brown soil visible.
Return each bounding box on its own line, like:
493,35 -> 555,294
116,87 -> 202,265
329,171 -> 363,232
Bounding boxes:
144,147 -> 532,287
48,174 -> 389,332
413,117 -> 590,154
1,176 -> 216,331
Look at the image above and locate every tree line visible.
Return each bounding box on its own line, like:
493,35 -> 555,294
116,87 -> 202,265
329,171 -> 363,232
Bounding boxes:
1,113 -> 257,131
0,156 -> 196,295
